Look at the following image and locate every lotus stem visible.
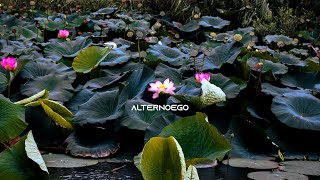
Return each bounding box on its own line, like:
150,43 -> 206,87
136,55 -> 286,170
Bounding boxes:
138,39 -> 141,62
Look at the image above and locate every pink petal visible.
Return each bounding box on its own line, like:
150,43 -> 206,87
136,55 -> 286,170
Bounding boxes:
163,79 -> 170,86
152,93 -> 159,99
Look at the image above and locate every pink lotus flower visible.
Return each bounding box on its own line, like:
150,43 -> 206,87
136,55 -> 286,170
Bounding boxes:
0,57 -> 17,71
195,72 -> 210,83
58,30 -> 69,38
148,79 -> 176,99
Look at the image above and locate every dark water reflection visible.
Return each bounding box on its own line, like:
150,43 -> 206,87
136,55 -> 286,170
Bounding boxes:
50,162 -> 319,180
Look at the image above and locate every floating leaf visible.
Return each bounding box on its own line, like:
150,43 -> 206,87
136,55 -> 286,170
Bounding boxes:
198,16 -> 230,29
140,136 -> 186,180
271,92 -> 320,131
42,154 -> 98,168
92,8 -> 117,15
159,113 -> 231,165
72,46 -> 111,73
222,158 -> 278,169
0,95 -> 27,143
279,161 -> 320,176
247,171 -> 308,180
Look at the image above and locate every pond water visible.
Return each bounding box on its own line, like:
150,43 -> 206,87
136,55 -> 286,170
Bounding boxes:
49,162 -> 320,180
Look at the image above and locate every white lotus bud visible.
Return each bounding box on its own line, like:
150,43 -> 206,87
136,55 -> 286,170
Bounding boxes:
200,79 -> 226,106
104,42 -> 117,49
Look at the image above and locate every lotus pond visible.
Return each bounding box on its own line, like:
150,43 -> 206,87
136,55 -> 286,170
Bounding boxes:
0,1 -> 320,180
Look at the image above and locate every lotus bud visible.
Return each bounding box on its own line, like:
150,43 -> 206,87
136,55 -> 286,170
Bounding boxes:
1,57 -> 17,71
277,41 -> 284,48
254,62 -> 264,71
200,79 -> 226,106
30,1 -> 35,6
151,21 -> 162,31
104,42 -> 117,49
210,32 -> 217,38
233,34 -> 243,42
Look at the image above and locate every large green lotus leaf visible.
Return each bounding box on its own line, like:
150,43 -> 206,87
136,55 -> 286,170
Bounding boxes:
0,72 -> 7,92
261,83 -> 310,97
184,165 -> 200,180
0,134 -> 50,179
144,114 -> 180,143
102,62 -> 144,75
140,136 -> 186,180
247,171 -> 308,180
155,63 -> 183,87
271,92 -> 320,131
279,161 -> 320,176
264,35 -> 293,45
21,74 -> 74,102
73,90 -> 124,125
20,61 -> 76,80
172,83 -> 204,110
66,15 -> 87,28
147,44 -> 189,65
83,73 -> 126,90
225,115 -> 278,159
203,42 -> 242,70
13,25 -> 43,42
39,99 -> 73,129
281,72 -> 320,91
0,95 -> 27,143
222,158 -> 278,169
0,14 -> 29,28
128,20 -> 150,31
44,37 -> 92,60
272,52 -> 306,67
119,99 -> 169,131
121,66 -> 155,99
198,16 -> 230,29
44,21 -> 65,31
72,46 -> 111,73
100,46 -> 131,66
173,20 -> 199,32
210,73 -> 240,99
42,154 -> 98,168
65,89 -> 95,114
289,48 -> 309,56
159,113 -> 231,165
25,132 -> 48,173
65,126 -> 120,158
225,27 -> 258,46
304,58 -> 320,72
15,89 -> 49,106
247,57 -> 288,75
92,7 -> 117,15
